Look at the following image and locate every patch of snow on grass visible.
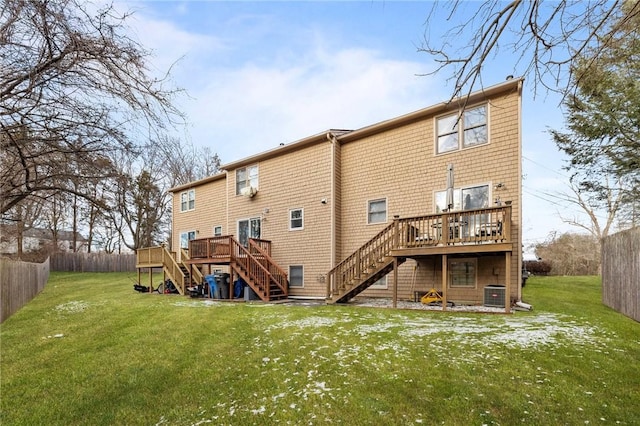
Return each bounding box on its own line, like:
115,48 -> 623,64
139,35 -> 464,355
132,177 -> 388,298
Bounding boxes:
171,300 -> 222,308
398,313 -> 606,349
54,301 -> 89,313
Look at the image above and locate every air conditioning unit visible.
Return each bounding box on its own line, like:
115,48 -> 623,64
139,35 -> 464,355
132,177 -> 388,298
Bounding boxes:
484,285 -> 506,308
240,186 -> 257,197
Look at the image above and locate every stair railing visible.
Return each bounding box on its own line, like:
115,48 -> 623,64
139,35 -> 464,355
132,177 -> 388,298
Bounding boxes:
228,237 -> 275,299
326,220 -> 398,300
180,248 -> 203,284
248,238 -> 288,297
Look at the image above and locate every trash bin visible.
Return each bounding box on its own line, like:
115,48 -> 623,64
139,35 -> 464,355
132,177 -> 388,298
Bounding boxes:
204,275 -> 219,299
244,285 -> 259,301
214,273 -> 230,299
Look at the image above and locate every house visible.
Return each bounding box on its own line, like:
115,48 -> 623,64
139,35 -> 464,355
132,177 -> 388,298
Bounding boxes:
137,78 -> 523,311
0,225 -> 88,256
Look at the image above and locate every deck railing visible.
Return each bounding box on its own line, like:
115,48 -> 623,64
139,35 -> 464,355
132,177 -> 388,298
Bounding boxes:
189,235 -> 288,299
327,205 -> 511,300
136,245 -> 187,295
398,205 -> 511,248
190,236 -> 232,260
249,239 -> 287,293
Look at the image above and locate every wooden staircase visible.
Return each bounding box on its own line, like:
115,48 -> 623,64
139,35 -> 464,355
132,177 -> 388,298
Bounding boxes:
135,246 -> 203,295
188,236 -> 289,302
326,206 -> 514,304
327,222 -> 405,304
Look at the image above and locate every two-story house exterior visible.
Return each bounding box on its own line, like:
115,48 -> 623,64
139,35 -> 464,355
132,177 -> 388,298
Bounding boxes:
140,78 -> 523,309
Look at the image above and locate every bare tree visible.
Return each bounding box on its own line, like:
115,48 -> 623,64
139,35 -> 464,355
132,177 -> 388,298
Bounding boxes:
154,135 -> 221,187
535,232 -> 600,276
420,1 -> 640,99
0,0 -> 183,215
555,178 -> 625,241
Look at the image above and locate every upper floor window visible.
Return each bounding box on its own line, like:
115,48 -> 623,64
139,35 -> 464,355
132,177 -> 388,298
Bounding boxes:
213,226 -> 222,236
368,198 -> 387,224
180,189 -> 195,212
436,104 -> 487,154
236,165 -> 259,195
289,208 -> 304,230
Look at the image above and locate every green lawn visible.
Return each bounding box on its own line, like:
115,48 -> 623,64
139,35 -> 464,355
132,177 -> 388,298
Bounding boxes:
1,273 -> 639,425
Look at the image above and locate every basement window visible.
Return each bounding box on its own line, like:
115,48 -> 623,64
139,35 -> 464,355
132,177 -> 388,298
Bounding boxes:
449,258 -> 477,288
289,265 -> 304,287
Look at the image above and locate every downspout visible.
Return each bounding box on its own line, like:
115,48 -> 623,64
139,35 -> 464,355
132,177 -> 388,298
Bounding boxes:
517,79 -> 523,302
326,132 -> 337,268
225,170 -> 229,237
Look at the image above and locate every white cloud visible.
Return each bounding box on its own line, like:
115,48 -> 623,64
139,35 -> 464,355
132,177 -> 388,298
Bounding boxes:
186,46 -> 440,161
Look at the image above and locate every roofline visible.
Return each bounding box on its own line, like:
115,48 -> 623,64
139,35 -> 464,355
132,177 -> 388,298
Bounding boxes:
169,172 -> 226,193
220,131 -> 342,171
336,78 -> 524,144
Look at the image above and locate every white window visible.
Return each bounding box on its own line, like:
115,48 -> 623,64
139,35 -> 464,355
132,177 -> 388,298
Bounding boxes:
179,231 -> 196,249
449,258 -> 477,288
236,165 -> 259,195
368,198 -> 387,224
289,265 -> 304,287
370,276 -> 388,289
180,189 -> 195,212
436,104 -> 487,154
289,208 -> 303,230
213,226 -> 222,236
238,217 -> 261,247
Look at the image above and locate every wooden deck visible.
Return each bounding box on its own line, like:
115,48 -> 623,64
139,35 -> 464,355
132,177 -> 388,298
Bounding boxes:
186,236 -> 288,302
327,206 -> 514,310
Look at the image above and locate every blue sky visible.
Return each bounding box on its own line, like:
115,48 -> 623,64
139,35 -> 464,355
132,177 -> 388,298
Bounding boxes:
116,1 -> 597,254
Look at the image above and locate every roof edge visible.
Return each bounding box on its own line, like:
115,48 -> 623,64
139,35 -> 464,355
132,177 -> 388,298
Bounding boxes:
337,78 -> 524,143
169,172 -> 226,193
220,130 -> 348,171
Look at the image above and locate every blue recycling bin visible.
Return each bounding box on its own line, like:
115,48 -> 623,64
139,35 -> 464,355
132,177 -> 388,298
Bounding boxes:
204,275 -> 219,299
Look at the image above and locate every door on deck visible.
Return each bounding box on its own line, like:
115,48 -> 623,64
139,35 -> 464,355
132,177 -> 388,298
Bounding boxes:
238,217 -> 261,247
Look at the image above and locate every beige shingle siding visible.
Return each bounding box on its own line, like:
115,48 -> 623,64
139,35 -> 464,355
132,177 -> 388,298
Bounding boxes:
225,141 -> 333,297
339,89 -> 521,301
170,79 -> 522,302
172,177 -> 227,253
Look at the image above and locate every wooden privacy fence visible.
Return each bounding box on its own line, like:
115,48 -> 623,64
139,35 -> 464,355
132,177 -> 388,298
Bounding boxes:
602,227 -> 640,322
1,257 -> 50,323
50,252 -> 136,272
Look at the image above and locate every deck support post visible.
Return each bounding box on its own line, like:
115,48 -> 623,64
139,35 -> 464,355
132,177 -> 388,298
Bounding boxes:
505,251 -> 511,313
442,254 -> 448,311
393,257 -> 398,308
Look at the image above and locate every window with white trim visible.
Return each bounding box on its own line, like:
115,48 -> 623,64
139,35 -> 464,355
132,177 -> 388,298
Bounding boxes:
213,226 -> 222,236
289,208 -> 303,230
367,198 -> 387,224
436,104 -> 487,154
236,165 -> 259,195
449,258 -> 477,288
180,189 -> 195,212
180,231 -> 196,249
370,276 -> 388,289
289,265 -> 304,287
